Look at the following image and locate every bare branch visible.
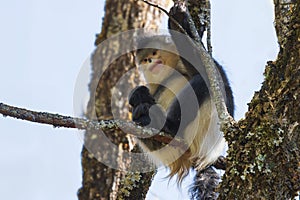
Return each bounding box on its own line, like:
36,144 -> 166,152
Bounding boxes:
0,102 -> 188,150
138,0 -> 169,16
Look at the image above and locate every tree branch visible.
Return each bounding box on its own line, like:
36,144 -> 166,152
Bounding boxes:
0,102 -> 188,150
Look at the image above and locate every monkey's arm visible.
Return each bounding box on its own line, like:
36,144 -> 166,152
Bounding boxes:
168,3 -> 201,42
168,4 -> 205,78
168,4 -> 234,116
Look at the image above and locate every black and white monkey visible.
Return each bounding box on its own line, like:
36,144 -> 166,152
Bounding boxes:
128,4 -> 234,199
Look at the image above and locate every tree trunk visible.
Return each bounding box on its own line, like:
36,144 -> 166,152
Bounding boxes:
77,1 -> 170,199
219,1 -> 300,199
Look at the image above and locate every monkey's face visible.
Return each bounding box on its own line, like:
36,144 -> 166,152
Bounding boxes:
137,49 -> 180,84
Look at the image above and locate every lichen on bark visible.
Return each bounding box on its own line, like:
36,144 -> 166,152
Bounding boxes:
219,1 -> 300,199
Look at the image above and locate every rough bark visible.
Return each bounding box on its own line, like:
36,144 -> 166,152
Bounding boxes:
78,1 -> 170,200
219,1 -> 300,199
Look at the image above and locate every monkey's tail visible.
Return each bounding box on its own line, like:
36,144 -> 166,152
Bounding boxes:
189,166 -> 220,200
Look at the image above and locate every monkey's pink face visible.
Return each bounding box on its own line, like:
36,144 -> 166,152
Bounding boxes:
140,50 -> 164,74
138,49 -> 180,85
148,59 -> 163,74
139,49 -> 179,72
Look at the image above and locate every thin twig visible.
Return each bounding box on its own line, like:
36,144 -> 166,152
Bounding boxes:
139,0 -> 169,16
0,102 -> 187,149
138,0 -> 187,34
205,0 -> 212,55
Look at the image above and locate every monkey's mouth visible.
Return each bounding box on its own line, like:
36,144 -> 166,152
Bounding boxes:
149,60 -> 163,74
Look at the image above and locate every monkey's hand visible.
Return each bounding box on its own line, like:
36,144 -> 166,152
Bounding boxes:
128,86 -> 166,130
129,86 -> 155,126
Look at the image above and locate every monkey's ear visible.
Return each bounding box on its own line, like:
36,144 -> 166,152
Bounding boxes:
128,86 -> 155,107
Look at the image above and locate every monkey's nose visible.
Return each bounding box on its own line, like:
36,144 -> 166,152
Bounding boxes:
148,58 -> 152,63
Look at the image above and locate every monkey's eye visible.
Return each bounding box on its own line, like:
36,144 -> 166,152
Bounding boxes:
152,51 -> 157,56
143,58 -> 148,63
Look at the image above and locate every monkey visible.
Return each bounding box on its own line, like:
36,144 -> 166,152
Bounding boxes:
128,4 -> 234,199
129,35 -> 233,198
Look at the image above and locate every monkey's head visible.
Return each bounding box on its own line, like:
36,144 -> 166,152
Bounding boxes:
137,48 -> 180,83
136,36 -> 180,84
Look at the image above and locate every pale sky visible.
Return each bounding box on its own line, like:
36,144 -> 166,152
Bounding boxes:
0,0 -> 278,200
